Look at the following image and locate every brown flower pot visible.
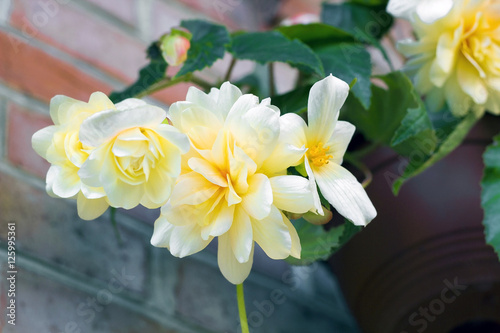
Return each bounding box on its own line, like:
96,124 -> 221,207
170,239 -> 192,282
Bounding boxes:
330,115 -> 500,333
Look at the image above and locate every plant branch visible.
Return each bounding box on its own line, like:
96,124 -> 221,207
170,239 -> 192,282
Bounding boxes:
237,283 -> 250,333
268,62 -> 275,97
224,57 -> 237,82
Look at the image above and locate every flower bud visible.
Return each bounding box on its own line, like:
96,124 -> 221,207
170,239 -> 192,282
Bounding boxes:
159,28 -> 192,67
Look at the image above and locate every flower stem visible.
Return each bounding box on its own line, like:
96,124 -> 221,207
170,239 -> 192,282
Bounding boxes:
237,283 -> 250,333
224,57 -> 237,82
134,74 -> 212,99
109,207 -> 123,246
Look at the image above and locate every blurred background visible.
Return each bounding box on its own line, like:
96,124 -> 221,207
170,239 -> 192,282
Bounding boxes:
0,0 -> 362,332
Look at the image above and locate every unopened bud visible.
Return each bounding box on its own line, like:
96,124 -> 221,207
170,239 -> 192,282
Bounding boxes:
159,28 -> 192,66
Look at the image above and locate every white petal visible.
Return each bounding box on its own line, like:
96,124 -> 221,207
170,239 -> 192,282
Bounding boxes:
282,213 -> 301,259
49,95 -> 80,125
252,205 -> 292,260
416,0 -> 453,23
229,206 -> 253,263
186,86 -> 218,114
326,121 -> 355,165
169,172 -> 218,206
314,163 -> 376,226
457,56 -> 488,105
32,125 -> 56,158
307,75 -> 349,143
304,158 -> 324,215
218,233 -> 254,285
241,173 -> 273,220
270,175 -> 315,214
52,165 -> 81,198
77,192 -> 109,220
144,169 -> 174,207
88,92 -> 115,111
217,82 -> 243,119
115,98 -> 146,111
153,125 -> 190,153
79,106 -> 166,147
386,0 -> 420,20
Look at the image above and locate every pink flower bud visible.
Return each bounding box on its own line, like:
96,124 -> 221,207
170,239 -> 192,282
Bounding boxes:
159,28 -> 192,67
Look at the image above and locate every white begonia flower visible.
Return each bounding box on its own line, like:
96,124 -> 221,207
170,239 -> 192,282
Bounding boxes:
387,0 -> 500,117
32,92 -> 116,220
280,75 -> 377,226
78,99 -> 190,210
151,82 -> 316,284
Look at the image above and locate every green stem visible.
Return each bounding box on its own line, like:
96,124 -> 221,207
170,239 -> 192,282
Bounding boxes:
344,155 -> 373,189
268,62 -> 275,97
109,207 -> 123,246
237,283 -> 250,333
224,58 -> 237,82
134,74 -> 212,98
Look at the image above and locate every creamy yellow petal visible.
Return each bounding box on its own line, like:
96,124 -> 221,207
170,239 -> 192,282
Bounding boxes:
270,175 -> 314,214
218,233 -> 254,285
241,173 -> 273,220
251,205 -> 292,260
77,192 -> 109,221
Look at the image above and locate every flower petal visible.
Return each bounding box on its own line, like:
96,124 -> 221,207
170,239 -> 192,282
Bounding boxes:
457,56 -> 488,105
77,192 -> 109,220
188,157 -> 228,187
281,213 -> 301,259
169,172 -> 218,206
252,205 -> 292,260
306,75 -> 349,144
32,125 -> 57,158
218,233 -> 254,285
200,199 -> 235,239
386,0 -> 420,20
314,163 -> 376,226
216,82 -> 243,119
229,206 -> 253,263
88,91 -> 115,112
326,120 -> 355,165
270,175 -> 314,214
241,173 -> 273,220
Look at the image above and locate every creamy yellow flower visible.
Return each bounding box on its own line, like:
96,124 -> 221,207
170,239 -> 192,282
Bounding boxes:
151,82 -> 315,284
279,75 -> 377,226
78,99 -> 190,210
32,92 -> 115,220
388,0 -> 500,116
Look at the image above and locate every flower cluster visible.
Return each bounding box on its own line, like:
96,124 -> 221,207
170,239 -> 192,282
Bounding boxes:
388,0 -> 500,117
32,75 -> 376,284
32,93 -> 189,220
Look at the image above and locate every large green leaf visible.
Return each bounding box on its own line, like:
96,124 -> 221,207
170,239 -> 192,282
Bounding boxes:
286,219 -> 361,265
316,43 -> 372,109
109,43 -> 168,103
321,2 -> 393,41
277,23 -> 354,48
482,133 -> 500,260
350,0 -> 389,6
175,20 -> 230,78
230,31 -> 324,76
392,110 -> 479,194
342,72 -> 431,147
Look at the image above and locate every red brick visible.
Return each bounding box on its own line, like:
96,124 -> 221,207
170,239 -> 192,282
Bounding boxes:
10,0 -> 147,81
7,103 -> 52,178
86,0 -> 137,26
0,32 -> 112,103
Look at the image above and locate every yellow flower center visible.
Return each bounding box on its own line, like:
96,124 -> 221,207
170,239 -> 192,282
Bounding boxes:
307,142 -> 332,167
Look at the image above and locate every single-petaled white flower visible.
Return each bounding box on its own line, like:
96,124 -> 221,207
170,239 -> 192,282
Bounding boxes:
388,0 -> 500,117
78,99 -> 190,210
32,92 -> 115,220
279,75 -> 377,226
151,82 -> 315,284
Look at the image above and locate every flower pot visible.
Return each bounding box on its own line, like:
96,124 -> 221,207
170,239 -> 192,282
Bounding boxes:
330,115 -> 500,333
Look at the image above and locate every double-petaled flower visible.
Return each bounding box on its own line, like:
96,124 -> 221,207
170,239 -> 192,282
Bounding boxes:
388,0 -> 500,117
151,82 -> 316,284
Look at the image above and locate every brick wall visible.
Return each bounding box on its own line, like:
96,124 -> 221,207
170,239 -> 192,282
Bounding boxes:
0,1 -> 360,332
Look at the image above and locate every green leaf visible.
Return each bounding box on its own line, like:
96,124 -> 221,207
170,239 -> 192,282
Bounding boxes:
392,110 -> 479,194
109,43 -> 167,103
342,72 -> 428,146
316,43 -> 372,109
271,85 -> 311,116
286,219 -> 361,265
321,2 -> 393,41
230,31 -> 324,76
482,133 -> 500,260
277,23 -> 354,48
176,20 -> 230,78
350,0 -> 389,6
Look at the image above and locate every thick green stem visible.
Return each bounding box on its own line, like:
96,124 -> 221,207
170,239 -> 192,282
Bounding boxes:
237,283 -> 250,333
224,58 -> 237,82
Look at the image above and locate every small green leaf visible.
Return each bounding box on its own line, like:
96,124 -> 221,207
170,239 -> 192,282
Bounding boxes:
176,20 -> 230,78
316,43 -> 372,109
321,2 -> 393,41
392,110 -> 479,194
277,23 -> 354,48
482,133 -> 500,260
109,43 -> 167,103
286,219 -> 361,265
230,31 -> 324,76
